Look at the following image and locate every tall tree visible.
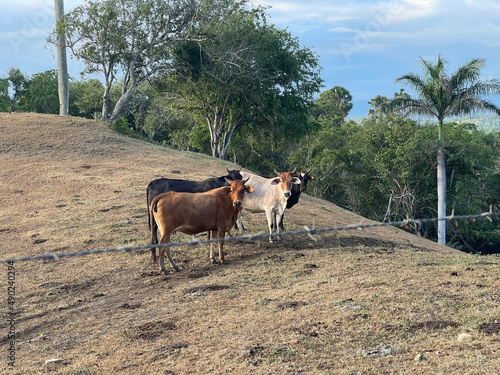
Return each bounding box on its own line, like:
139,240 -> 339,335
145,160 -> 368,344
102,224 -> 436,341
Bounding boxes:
51,0 -> 202,120
312,86 -> 352,121
7,68 -> 27,110
387,55 -> 500,245
162,2 -> 322,159
54,0 -> 69,115
315,86 -> 352,118
0,78 -> 10,112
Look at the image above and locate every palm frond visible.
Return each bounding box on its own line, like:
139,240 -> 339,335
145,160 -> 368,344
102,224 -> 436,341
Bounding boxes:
451,57 -> 485,88
391,54 -> 500,122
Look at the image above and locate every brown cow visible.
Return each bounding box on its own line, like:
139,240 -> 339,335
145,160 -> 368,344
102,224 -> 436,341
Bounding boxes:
150,178 -> 254,274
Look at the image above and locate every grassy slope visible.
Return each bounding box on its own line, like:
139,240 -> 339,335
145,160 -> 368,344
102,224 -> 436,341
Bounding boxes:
0,113 -> 498,375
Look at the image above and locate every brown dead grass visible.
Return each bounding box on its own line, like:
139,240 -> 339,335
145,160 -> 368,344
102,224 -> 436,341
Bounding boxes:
0,113 -> 498,375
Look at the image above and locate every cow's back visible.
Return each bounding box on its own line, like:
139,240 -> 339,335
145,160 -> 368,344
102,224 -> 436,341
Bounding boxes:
239,172 -> 281,212
147,178 -> 198,206
194,177 -> 227,192
154,187 -> 234,235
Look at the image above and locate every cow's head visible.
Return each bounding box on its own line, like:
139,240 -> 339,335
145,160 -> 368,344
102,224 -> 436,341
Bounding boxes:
226,178 -> 254,207
298,171 -> 315,192
226,168 -> 243,181
272,169 -> 301,199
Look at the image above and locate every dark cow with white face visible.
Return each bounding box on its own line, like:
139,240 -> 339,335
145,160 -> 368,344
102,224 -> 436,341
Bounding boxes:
278,171 -> 314,229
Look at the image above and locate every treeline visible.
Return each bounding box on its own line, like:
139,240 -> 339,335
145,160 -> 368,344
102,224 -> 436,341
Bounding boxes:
1,0 -> 499,253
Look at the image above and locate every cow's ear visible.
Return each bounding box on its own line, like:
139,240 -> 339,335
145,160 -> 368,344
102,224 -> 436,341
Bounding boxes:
292,177 -> 301,184
245,185 -> 254,193
271,178 -> 280,185
225,177 -> 232,184
309,175 -> 315,180
221,186 -> 231,195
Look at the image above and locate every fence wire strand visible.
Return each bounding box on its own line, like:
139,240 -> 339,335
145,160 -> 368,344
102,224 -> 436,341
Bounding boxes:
1,211 -> 498,264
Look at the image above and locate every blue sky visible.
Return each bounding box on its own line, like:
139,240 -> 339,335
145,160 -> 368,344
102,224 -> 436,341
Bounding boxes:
2,0 -> 500,117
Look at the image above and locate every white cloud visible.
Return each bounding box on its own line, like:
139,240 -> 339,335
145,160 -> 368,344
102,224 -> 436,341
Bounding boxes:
327,27 -> 359,34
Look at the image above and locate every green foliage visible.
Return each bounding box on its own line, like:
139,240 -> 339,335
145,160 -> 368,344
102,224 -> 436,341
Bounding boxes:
290,109 -> 500,252
188,125 -> 211,154
313,86 -> 353,118
20,70 -> 59,114
69,79 -> 104,118
8,68 -> 27,110
0,78 -> 10,112
443,122 -> 500,252
162,1 -> 322,159
110,117 -> 134,136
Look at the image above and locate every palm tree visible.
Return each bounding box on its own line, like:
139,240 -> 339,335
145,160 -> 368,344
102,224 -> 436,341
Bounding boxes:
315,86 -> 353,118
387,55 -> 500,245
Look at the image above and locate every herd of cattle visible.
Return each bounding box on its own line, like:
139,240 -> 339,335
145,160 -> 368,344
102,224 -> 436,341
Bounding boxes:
147,169 -> 314,275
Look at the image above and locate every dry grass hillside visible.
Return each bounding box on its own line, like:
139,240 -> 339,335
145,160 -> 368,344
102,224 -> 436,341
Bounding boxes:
0,112 -> 498,375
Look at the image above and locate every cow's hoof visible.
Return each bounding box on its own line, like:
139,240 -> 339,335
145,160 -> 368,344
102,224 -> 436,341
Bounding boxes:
161,269 -> 169,275
174,267 -> 181,272
221,259 -> 228,265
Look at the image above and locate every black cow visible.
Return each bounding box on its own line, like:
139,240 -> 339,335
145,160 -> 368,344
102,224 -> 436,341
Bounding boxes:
147,169 -> 243,258
277,171 -> 314,230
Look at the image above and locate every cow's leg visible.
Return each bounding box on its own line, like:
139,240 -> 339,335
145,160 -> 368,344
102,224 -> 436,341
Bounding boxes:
265,209 -> 274,243
236,211 -> 245,235
279,212 -> 285,230
150,230 -> 158,266
157,240 -> 168,275
275,210 -> 284,241
150,213 -> 159,265
159,233 -> 180,274
217,227 -> 227,264
210,230 -> 218,264
151,222 -> 158,262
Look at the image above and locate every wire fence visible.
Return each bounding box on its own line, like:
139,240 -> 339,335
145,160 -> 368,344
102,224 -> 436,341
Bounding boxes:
0,210 -> 499,264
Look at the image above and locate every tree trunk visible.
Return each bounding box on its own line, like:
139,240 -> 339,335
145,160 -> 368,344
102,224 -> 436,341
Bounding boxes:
102,84 -> 111,121
437,146 -> 446,245
54,0 -> 69,116
109,84 -> 138,121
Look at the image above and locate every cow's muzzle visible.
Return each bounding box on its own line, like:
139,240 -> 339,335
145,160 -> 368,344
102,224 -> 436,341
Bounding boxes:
233,201 -> 241,207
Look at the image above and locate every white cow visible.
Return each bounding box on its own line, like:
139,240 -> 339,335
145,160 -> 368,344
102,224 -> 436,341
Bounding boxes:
237,169 -> 301,242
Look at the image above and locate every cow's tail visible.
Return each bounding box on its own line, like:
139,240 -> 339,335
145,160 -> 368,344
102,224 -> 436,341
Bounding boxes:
149,199 -> 159,264
147,187 -> 151,233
